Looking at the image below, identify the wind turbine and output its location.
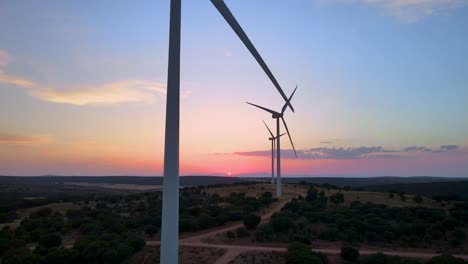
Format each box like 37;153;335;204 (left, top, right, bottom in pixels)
262;120;285;184
161;1;293;263
247;86;298;197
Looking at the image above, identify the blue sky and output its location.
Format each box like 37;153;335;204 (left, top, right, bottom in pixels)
1;0;467;176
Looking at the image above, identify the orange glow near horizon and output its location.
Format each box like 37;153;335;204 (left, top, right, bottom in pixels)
1;134;467;176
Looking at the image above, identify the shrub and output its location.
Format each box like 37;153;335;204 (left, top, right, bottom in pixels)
271;215;294;232
306;188;318;202
362;252;422;264
413;195;423;203
428;254;467;264
39;233;62;248
329;193;344;205
341;245;360;262
243;214;261;229
145;225;158;236
30;208;53;219
236;227;249;238
292;234;311;245
2;248;41;264
226;231;235;239
255;224;273;242
43;248;78;264
286;242;327;264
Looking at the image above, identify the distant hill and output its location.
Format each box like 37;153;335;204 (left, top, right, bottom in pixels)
0;175;465;187
280;176;466;187
0;175;249;186
362;180;468;200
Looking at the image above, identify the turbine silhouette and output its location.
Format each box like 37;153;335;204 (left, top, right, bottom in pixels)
160;1;293;263
262;120;285;184
247;86;298;197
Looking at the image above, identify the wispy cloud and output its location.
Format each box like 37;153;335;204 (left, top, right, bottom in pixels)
228;144;461;160
0;50;172;106
31;80;166;106
0;71;35;88
403;145;460;153
0;50;35;87
441;145;459;151
332;0;468;21
0;132;53;147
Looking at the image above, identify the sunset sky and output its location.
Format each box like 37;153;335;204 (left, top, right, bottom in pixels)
1;0;467;177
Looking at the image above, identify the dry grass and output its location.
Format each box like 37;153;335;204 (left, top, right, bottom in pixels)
65;182;162;191
204;183;307;200
323;189;444;208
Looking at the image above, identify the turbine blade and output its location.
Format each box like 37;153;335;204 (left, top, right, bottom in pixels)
281;85;298;114
246;102;279;116
210;0;294;112
281;117;297;158
262;120;274;138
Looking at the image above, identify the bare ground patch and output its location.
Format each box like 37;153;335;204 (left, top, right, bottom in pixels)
131;245;226;264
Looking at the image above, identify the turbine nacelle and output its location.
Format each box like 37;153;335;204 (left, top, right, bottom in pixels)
249;87;299;158
272;113;282;119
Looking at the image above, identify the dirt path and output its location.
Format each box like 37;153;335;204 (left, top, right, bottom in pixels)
143;241;468;262
145;188;468;263
179;198;292;263
181;198;290;244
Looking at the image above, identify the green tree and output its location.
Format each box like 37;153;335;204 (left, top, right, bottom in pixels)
306;188;318;202
329;193;344;205
243;214;261;229
255;224;273;242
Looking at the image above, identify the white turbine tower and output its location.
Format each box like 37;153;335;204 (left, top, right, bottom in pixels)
262;120;285;184
247;86;298;197
160;1;293;263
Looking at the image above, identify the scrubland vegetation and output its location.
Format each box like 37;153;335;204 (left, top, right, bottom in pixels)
0;180;467;263
0;182;276;263
251;185;467;252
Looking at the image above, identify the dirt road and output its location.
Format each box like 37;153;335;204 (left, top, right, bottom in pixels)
145;240;468;263
146;188;468;263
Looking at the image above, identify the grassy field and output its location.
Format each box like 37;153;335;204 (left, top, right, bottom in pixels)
323;189;445;208
65;182;162;191
204;183;308;200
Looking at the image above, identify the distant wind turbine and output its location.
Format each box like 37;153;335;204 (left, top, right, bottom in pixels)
262;120;285;184
247;86;298;197
160;1;294;263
